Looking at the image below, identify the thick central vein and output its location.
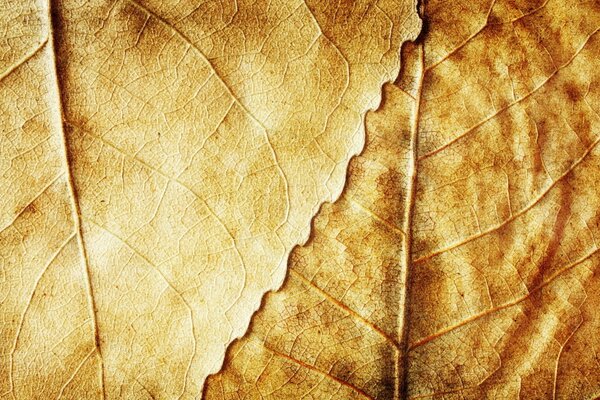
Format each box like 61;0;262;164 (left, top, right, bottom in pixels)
46;1;106;398
396;42;425;400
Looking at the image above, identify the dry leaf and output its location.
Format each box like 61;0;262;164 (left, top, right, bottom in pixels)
204;82;412;400
206;0;600;399
0;0;419;399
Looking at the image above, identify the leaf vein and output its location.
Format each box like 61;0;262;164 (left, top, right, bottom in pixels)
414;134;600;264
410;245;600;350
419;27;600;160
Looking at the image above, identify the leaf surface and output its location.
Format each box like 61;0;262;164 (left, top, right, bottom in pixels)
206;0;600;399
0;0;420;398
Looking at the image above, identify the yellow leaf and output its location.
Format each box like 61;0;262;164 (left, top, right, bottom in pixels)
0;0;420;398
206;0;600;399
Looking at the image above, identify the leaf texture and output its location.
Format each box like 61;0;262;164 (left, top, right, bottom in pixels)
204;82;413;400
205;0;600;399
0;0;420;399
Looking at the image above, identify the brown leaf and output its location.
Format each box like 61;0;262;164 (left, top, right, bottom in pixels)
205;0;600;399
0;0;419;399
204;82;412;399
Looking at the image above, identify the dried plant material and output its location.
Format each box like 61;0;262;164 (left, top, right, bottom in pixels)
0;0;419;399
206;0;600;399
3;0;600;398
204;82;412;399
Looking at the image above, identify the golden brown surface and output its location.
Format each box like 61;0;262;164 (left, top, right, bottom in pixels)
0;0;419;398
205;0;600;399
2;0;600;398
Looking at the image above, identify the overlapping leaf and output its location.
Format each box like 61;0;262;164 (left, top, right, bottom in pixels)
206;0;600;398
0;0;419;398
